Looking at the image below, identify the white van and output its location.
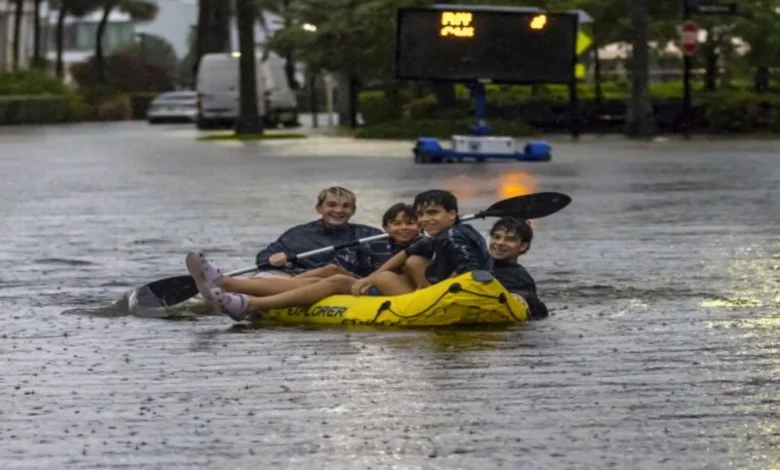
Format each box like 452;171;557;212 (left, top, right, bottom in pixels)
261;52;299;127
195;52;298;129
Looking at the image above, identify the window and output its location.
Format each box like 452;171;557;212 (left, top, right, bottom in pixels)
76;24;97;50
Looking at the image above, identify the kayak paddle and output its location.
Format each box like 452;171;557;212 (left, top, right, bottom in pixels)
138;191;571;308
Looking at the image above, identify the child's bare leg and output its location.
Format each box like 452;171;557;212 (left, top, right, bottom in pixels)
370;271;416;296
403;255;431;289
246;274;357;310
295;264;352;279
219;276;322;296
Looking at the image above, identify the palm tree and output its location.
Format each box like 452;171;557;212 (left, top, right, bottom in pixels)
193;0;230;76
12;0;23;70
625;0;655;137
235;0;263;134
94;0;158;84
32;0;43;68
51;0;100;78
254;0;299;89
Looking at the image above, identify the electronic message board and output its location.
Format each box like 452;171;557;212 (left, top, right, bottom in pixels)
395;6;579;84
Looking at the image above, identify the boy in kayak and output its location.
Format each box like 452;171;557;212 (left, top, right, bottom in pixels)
350;189;492;296
186;203;421;317
487;217;549;320
207;190;492;321
254;186;383;277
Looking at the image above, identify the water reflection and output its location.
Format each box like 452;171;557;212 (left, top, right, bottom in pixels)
443;170;538;204
497;171;538;200
701;238;780;466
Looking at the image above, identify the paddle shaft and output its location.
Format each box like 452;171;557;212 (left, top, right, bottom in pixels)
222;212;482;278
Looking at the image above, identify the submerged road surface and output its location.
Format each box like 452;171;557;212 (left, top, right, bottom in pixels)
1;122;779;469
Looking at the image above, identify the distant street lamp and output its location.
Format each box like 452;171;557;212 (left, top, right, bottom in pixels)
301;23;319;126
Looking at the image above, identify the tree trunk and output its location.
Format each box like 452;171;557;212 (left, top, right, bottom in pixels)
625;0;655;138
194;0;211;76
280;0;297;89
284;49;298;90
95;5;113;84
32;0;42;67
705;51;717;91
754;66;769;93
593;39;603;105
194;0;230;76
212;0;230;52
13;0;23;70
336;72;359;127
55;8;66;78
234;0;263;134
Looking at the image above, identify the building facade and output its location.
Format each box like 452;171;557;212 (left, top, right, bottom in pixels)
0;0;36;71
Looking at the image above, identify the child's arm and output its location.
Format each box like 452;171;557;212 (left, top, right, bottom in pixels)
445;230;486;275
350;250;409;294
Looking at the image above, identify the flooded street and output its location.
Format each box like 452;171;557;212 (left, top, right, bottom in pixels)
1;122;778;469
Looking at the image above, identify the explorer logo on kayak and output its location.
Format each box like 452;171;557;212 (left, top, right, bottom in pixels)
285;306;348;317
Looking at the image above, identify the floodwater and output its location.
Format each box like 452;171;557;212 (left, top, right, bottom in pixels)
1;123;779;469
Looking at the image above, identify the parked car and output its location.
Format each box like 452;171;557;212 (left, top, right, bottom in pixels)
147;91;199;124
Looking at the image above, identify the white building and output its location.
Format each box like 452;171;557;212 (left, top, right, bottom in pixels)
40;5;139;83
0;0;36;71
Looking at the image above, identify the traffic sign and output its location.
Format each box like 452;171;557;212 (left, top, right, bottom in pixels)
680;20;700;56
576;30;592;56
686;0;738;15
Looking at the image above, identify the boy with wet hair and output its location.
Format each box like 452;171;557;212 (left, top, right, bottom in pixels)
488;217;548;320
196;203;422;320
252;186;383;277
350;189;492;296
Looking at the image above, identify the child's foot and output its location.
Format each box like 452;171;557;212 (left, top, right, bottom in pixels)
211;288;250;322
185;252;223;301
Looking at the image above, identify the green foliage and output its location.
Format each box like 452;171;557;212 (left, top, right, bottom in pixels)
0;70;71;95
118;33;179;71
355;119;536;139
358;90;403;125
70;52;175;92
698;90;780;133
403;94;438;120
0;94;91;124
265;0;430;80
113;0;158;21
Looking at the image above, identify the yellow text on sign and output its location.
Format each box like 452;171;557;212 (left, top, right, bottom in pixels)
440;11;474;38
529;14;548;30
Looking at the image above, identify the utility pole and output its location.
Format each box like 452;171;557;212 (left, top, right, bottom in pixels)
234;0;264;134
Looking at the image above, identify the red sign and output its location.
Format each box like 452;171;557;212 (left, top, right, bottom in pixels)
680;20;700;56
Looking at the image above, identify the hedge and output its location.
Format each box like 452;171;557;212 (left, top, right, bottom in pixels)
0;69;71;96
0;94;90;125
355;118;536;140
359;87;780;134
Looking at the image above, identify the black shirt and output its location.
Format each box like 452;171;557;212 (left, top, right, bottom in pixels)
491;259;537;295
333;236;422;278
255;220;383;275
491;260;548;320
405;223;492;284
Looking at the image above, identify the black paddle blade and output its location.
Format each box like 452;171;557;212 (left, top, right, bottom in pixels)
479;192;571;220
144;275;200;307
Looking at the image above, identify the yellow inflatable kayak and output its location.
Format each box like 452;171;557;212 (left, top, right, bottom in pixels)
253;270;529;327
